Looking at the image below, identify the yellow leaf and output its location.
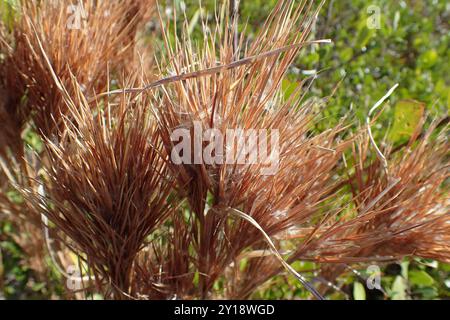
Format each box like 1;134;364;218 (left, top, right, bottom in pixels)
388;99;425;143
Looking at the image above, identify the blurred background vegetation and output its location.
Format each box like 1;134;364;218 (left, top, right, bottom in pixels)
0;0;449;299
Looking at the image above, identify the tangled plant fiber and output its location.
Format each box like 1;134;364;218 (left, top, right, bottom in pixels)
0;0;448;299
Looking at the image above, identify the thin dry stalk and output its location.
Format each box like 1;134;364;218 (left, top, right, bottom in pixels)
0;0;155;138
151;0;351;299
22;76;175;298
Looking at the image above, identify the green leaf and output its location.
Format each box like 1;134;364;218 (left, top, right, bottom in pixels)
388;99;424;143
391;276;407;300
239;258;248;272
356;26;374;49
281;79;300;100
409;270;435;287
418;49;438;69
188;8;204;36
32;282;46;292
393;11;400;30
445;280;450;289
193;271;199;286
447;90;450;112
401;261;409;280
23;129;44;153
440;263;450;272
0;0;18;31
353;282;366;300
414;287;438;299
92;293;104;300
339;47;354;62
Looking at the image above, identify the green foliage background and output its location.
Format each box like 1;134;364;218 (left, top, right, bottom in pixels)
0;0;449;299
